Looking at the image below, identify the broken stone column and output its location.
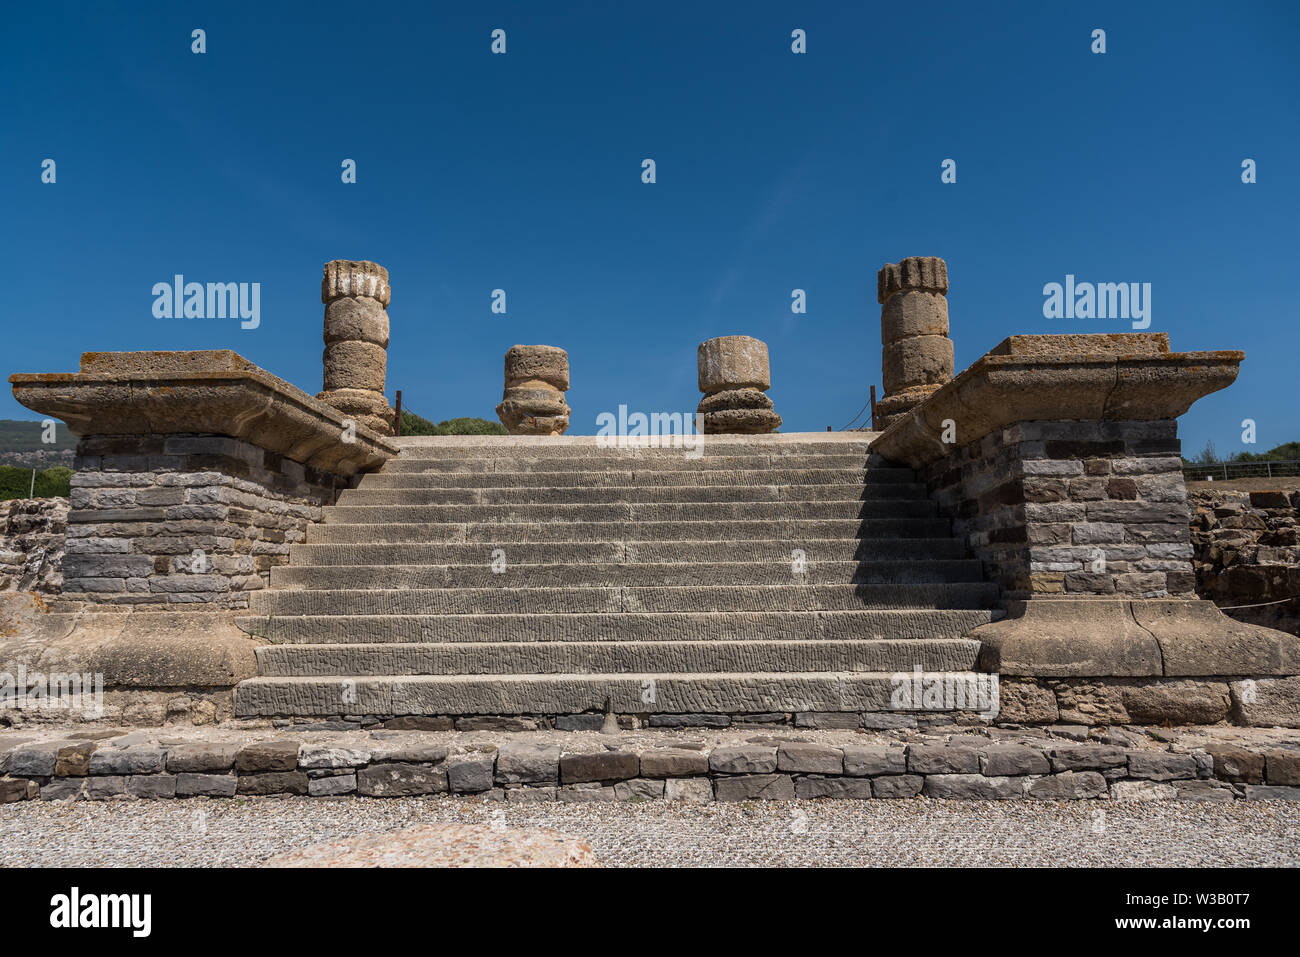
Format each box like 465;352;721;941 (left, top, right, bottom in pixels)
875;256;954;430
697;336;781;434
317;260;394;436
496;345;570;435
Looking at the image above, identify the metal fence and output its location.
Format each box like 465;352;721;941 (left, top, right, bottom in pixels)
1183;460;1300;482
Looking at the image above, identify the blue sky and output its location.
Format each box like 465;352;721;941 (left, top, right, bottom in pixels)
2;1;1297;455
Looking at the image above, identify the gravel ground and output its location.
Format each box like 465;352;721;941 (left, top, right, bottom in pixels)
3;796;1297;867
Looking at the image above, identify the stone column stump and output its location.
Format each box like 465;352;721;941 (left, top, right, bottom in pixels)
496;345;571;435
317;260;394;436
875;256;954;430
696;335;781;434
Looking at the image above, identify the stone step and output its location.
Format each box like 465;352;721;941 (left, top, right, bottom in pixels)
321;500;938;524
381;453;875;473
358;467;898;489
253;638;982;676
337;483;926;506
233;670;978;717
247;582;1000;616
305;518;956;543
236;609;999;644
392;441;872;460
288;538;973;566
269;560;986;590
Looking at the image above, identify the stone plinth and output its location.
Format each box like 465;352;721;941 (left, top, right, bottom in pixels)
869;332;1300;684
875;257;954;429
317;260;394;436
10;350;399;607
696;336;781;434
11;350;398;477
496;345;570;435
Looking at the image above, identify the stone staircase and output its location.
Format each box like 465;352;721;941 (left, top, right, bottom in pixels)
233;435;1001;719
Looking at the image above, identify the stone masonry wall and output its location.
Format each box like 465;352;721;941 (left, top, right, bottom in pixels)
0;498;67;594
1190;486;1300;637
922;420;1195;600
64;434;351;609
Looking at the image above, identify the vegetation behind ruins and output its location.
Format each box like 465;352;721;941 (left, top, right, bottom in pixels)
0;465;72;501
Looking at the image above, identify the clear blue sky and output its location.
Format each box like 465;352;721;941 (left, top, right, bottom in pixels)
3;1;1297;455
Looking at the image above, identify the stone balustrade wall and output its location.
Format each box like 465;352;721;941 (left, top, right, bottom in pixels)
62;434;349;609
923;420;1196;600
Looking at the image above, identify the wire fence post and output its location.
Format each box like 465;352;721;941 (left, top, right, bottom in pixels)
394;390;402;437
30;468;36;498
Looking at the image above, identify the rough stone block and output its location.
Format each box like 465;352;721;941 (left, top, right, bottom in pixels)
494;742;561;786
308;773;357;796
842;746;908;777
869;774;924;798
356;763;448;797
639;748;710;778
980;746;1050;777
237;771;309;795
1126;752;1198;782
663;777;714;803
559;751;639;784
714;774;796;801
176;773;237;797
923;774;1023;800
709;746;778;774
776;743;844;774
795;776;874;799
1025;771;1107;800
167;743;240;773
235;740;300;772
447;753;497;793
907;745;981;775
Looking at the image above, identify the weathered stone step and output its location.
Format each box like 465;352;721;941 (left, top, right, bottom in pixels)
381;453;874;473
305;518;956;544
253;638;981;676
393;441;872;460
321;500;938;524
236;609;999;644
337;483;926;506
233;670;975;717
359;467;901;489
269;560;986;590
288;538;973;566
247;582;1000;616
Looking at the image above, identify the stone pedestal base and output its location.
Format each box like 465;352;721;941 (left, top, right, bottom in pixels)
973;598;1300;678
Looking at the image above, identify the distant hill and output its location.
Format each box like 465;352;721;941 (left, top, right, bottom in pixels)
0;419;77;453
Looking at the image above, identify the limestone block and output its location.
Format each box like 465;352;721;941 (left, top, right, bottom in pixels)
321;260;390;307
323;297;389;348
504;345;569;391
697;336;771;392
877;256;949;303
881;290;949;344
697;388;774;414
323;340;387;392
700;408;782;435
882;335;954;394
